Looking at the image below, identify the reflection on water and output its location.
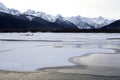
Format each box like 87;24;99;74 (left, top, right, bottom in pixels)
0;33;120;71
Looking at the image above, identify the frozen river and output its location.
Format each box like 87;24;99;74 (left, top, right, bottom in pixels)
0;33;120;71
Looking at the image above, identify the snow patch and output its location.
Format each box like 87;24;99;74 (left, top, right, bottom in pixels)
26;15;34;21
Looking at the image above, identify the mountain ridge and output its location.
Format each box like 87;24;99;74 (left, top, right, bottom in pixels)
0;2;119;32
102;20;120;29
0;2;115;29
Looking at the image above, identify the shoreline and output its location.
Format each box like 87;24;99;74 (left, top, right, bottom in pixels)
0;66;120;80
38;65;120;76
0;64;120;76
0;52;120;77
68;52;120;76
69;53;120;67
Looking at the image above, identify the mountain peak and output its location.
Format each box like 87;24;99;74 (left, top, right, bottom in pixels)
0;2;21;15
0;2;9;13
24;9;36;15
0;2;7;9
98;16;104;19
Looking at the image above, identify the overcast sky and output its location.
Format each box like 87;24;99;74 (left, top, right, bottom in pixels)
0;0;119;19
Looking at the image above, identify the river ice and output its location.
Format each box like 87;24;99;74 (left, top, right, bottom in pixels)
0;33;119;71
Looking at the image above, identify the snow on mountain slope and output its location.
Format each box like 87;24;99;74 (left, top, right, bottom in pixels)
81;16;114;28
0;2;9;13
0;2;21;15
36;12;56;22
24;10;113;29
67;16;94;29
0;2;115;29
102;20;120;29
26;16;34;21
68;16;115;29
23;9;36;15
24;9;56;22
8;9;21;16
23;9;114;29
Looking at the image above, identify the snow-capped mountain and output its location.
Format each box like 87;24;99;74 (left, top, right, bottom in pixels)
67;16;94;29
23;9;56;22
0;2;9;13
23;10;114;29
82;16;114;28
0;2;116;30
0;2;78;32
102;20;120;29
67;16;115;29
9;9;21;16
0;2;21;15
